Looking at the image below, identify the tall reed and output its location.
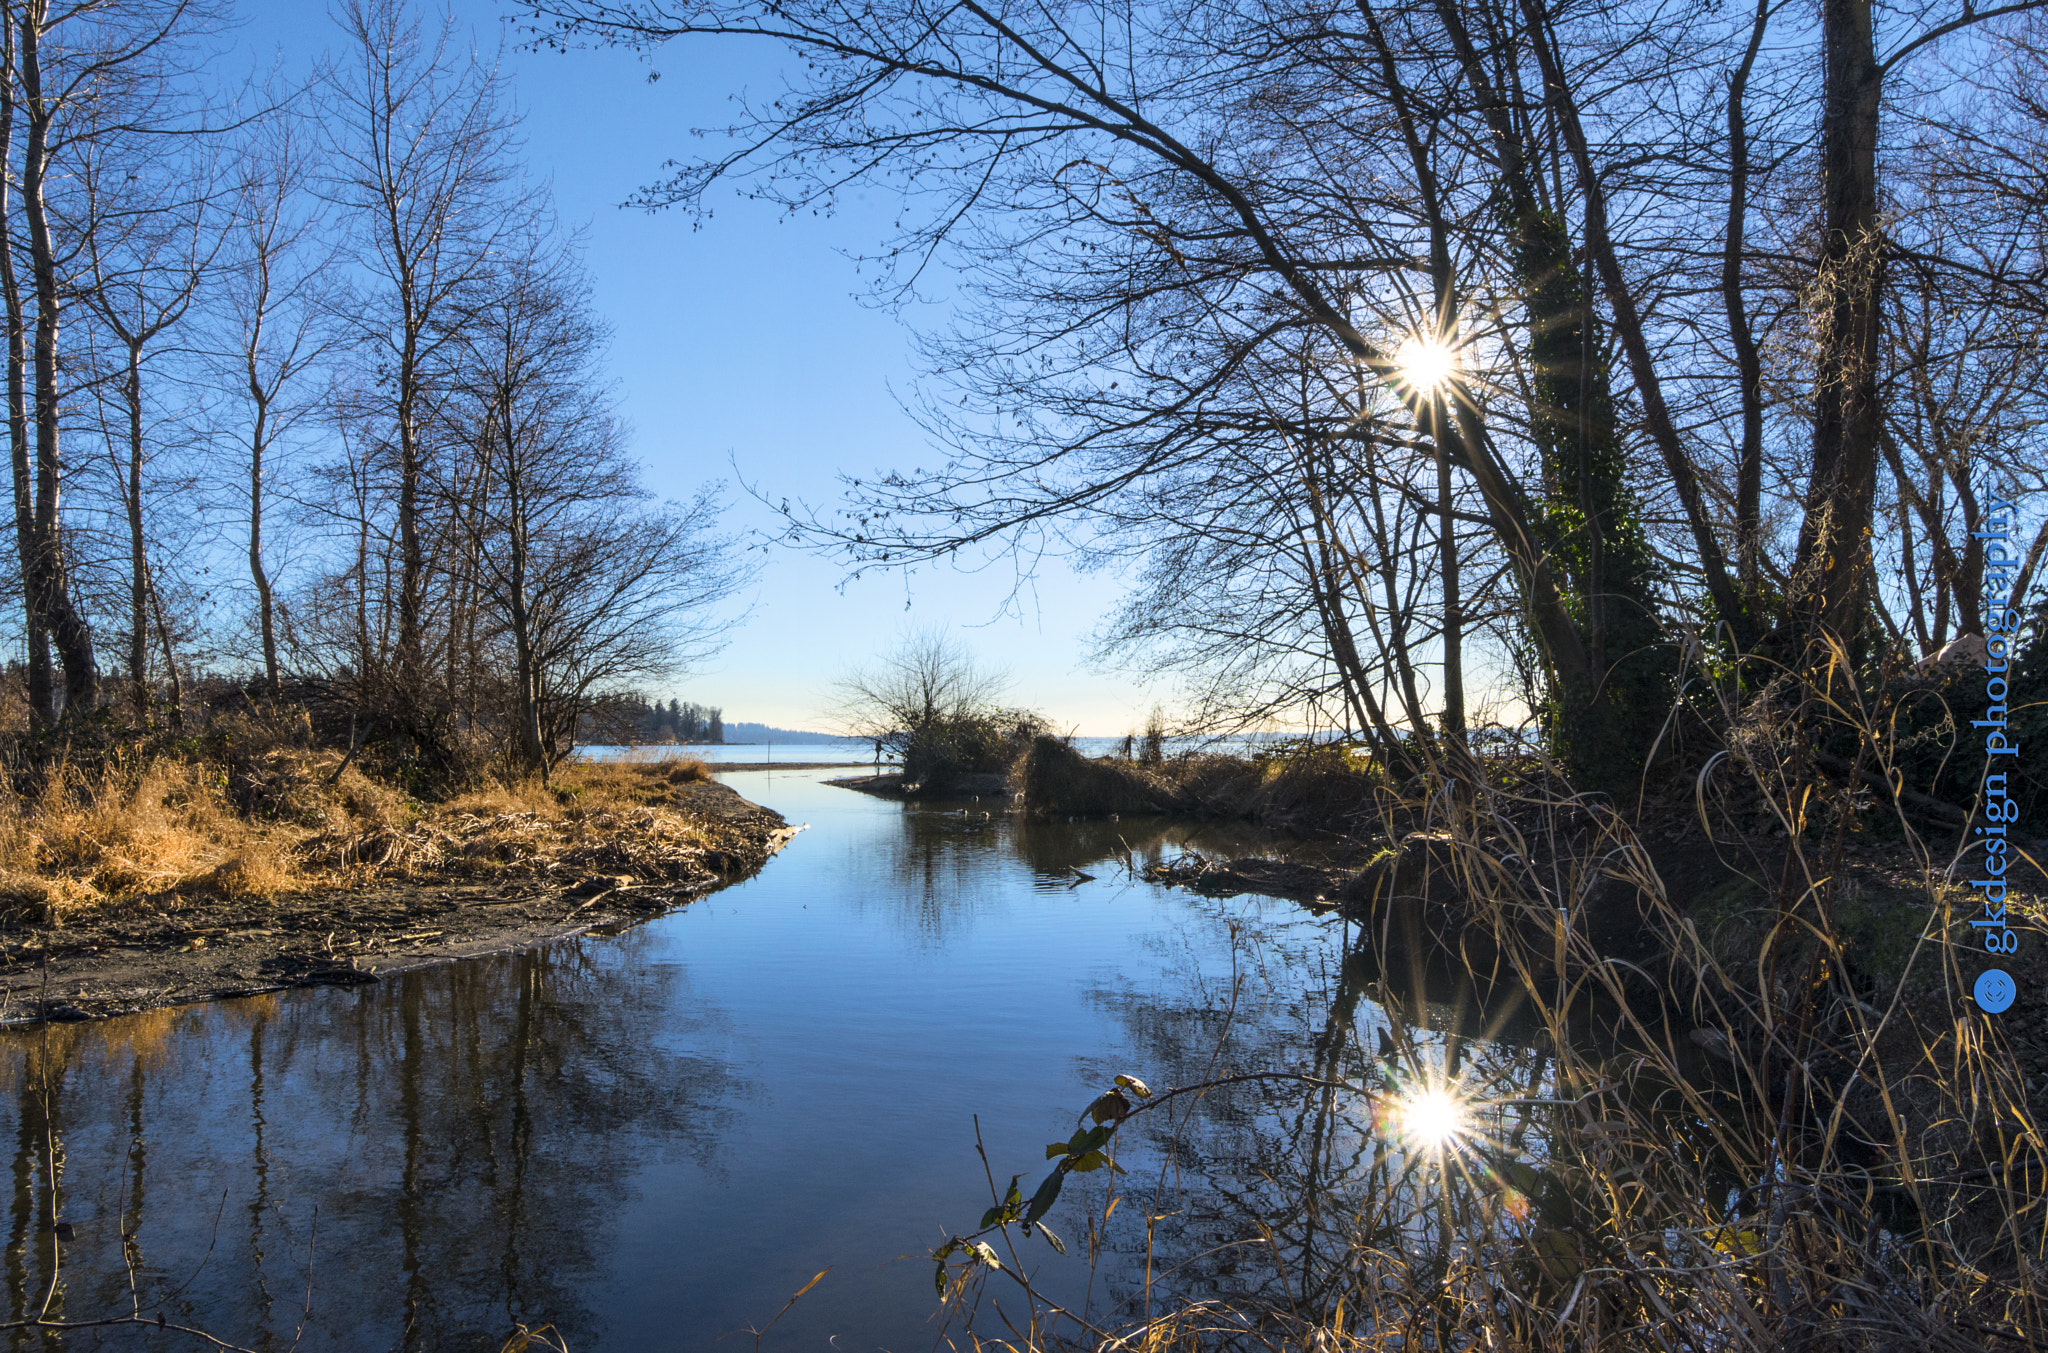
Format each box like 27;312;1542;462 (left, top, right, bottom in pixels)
935;642;2044;1351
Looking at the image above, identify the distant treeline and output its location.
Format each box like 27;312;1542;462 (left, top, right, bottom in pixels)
723;722;851;745
587;699;725;744
638;700;729;745
569;704;854;746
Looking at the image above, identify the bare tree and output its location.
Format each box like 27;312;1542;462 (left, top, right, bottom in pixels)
829;628;1038;782
322;0;526;697
525;0;2048;789
0;0;232;725
220;96;336;692
438;232;748;779
80;131;227;721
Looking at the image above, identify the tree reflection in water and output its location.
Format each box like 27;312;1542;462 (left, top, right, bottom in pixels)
854;793;1328;946
836;790;1565;1339
0;783;1568;1351
0;932;746;1351
1058;900;1562;1335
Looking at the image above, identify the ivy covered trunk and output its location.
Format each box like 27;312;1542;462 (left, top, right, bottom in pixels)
1512;207;1670;792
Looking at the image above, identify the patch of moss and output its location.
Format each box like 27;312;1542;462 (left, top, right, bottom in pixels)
1830;883;1933;994
1686;876;1767;967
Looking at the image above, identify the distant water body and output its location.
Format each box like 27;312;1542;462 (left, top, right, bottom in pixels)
585;735;1294;766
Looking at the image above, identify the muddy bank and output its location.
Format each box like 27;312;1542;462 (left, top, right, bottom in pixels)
1149;829;2048;1092
828;770;1012;799
0;779;797;1024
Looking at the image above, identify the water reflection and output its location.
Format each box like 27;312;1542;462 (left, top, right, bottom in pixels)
858;795;1329;943
1063;905;1564;1332
0;773;1562;1350
0;934;745;1350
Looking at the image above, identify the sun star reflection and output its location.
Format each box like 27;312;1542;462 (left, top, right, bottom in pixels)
1397;1083;1471;1151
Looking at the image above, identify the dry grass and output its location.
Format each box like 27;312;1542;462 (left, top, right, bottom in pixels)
0;747;727;927
0;758;299;920
1022;738;1397;837
940;647;2047;1351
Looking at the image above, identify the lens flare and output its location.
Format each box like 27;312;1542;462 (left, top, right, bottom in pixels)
1397;1084;1469;1150
1395;335;1458;394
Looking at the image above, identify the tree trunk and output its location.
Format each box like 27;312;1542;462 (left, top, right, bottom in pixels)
1726;0;1770;595
20;6;96;716
354;475;374;677
395;309;425;693
1792;0;1883;649
503;437;546;781
1294;441;1407;763
1428;0;1670;786
1515;0;1750;649
0;14;48;726
124;338;150;717
147;566;182;730
246;317;280;691
1435;410;1465;745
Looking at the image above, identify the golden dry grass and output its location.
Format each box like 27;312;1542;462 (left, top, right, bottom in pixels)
939;649;2047;1352
0;751;726;926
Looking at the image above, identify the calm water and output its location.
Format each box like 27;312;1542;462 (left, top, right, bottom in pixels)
588;743;888;765
0;770;1546;1351
583;735;1288;766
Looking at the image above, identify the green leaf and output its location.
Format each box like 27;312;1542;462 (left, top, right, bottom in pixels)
1071;1149;1109;1173
1114;1074;1153;1098
1036;1221;1067;1255
1004;1175;1023;1208
935;1261;948;1297
980;1206;1005;1229
1047;1142;1070;1160
1078;1125;1113;1153
1025;1168;1065;1223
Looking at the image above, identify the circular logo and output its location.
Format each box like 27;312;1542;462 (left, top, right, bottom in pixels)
1974;968;2017;1014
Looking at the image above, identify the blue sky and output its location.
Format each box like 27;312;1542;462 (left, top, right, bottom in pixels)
237;2;1157;735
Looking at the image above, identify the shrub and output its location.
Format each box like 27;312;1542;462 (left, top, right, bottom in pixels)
904;708;1048;784
1016;735;1175;816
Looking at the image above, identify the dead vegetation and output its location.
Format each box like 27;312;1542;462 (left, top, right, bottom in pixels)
937;652;2047;1351
0;710;731;930
1019;736;1399;835
1016;735;1178;816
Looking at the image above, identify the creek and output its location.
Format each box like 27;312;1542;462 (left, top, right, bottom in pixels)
0;768;1553;1351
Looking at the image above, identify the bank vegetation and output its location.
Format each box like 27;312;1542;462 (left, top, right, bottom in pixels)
527;0;2048;1340
0;0;745;793
0;0;763;1013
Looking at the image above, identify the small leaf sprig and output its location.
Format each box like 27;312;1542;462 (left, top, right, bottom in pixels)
931;1075;1152;1299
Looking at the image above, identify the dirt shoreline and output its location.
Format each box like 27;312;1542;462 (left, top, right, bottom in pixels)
0;778;799;1025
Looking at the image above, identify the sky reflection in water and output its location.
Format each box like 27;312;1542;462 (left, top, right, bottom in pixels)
0;769;1552;1351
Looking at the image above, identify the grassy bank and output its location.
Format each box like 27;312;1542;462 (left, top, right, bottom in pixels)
0;707;795;1021
923;727;2048;1350
0;738;757;929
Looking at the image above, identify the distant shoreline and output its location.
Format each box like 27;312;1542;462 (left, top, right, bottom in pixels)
605;741;867;749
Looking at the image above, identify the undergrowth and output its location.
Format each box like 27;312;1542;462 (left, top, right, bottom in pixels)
931;640;2047;1350
0;707;720;927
